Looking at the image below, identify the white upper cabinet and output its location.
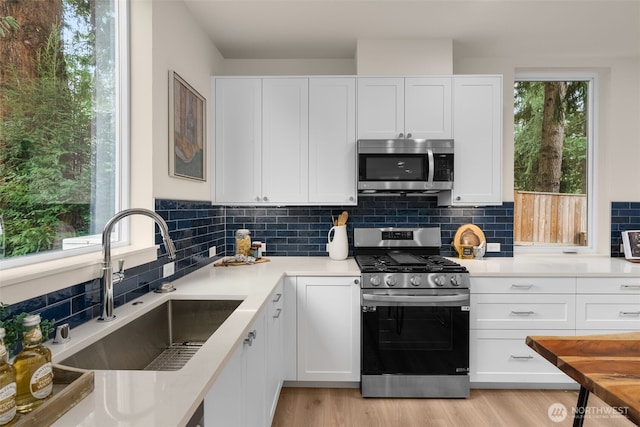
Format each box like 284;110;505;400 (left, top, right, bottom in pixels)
262;78;309;204
357;77;452;140
213;77;308;205
213;78;262;204
308;77;357;205
439;75;503;206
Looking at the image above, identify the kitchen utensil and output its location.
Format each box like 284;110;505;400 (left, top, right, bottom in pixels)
337;211;349;226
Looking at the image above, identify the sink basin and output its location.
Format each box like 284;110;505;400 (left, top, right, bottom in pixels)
60;299;242;371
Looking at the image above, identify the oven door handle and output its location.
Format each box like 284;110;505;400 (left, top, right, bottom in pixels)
362;293;469;304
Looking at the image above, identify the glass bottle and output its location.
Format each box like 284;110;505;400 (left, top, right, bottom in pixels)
0;328;16;425
14;315;53;413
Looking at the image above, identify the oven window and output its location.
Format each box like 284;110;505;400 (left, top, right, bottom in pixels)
359;154;426;181
362;306;469;375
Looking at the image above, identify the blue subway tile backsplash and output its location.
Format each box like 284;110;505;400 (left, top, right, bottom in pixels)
3;197;638;338
610;201;640;257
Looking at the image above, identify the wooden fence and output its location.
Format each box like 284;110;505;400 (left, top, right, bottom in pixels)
514;190;587;245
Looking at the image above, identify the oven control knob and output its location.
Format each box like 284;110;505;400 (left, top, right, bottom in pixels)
410;276;422;287
434;275;446;287
450;275;460;286
369;276;382;287
385;276;398;287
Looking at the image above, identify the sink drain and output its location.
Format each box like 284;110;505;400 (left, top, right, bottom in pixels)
144;342;205;371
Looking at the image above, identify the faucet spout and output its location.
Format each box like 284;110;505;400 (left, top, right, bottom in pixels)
99;208;177;321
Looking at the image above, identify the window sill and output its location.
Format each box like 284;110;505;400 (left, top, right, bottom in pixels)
0;245;158;305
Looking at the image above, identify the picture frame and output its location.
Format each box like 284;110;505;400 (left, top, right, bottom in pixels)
621;230;640;261
169;70;206;181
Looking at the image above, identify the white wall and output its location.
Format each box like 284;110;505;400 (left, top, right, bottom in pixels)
148;0;224;202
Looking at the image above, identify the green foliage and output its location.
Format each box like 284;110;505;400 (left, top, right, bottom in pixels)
514;81;588;194
0;305;55;359
0;25;92;257
0;16;19;37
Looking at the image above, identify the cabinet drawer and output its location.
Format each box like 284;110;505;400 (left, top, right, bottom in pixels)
470;329;574;384
577;277;640;294
472;277;576;294
471;294;575;329
576;294;640;330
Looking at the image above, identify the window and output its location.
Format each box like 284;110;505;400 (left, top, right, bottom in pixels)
0;0;127;267
513;73;597;253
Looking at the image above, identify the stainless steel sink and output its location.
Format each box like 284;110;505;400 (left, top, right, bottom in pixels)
60;299;242;371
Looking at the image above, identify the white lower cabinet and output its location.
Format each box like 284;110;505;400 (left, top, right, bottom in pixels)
470;329;575;385
470;276;576;387
576;277;640;332
205;283;284;427
296;276;360;382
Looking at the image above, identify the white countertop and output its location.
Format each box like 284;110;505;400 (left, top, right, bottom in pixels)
50;257;360;427
48;255;640;426
457;255;640;277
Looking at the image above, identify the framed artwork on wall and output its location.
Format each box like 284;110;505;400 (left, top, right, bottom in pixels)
622;230;640;261
169;70;206;181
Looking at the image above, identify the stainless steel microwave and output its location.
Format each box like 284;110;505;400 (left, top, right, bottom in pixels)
357;139;454;194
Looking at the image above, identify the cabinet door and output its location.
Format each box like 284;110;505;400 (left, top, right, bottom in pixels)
262;78;309;204
204;342;243;427
282;276;297;381
296;276;360;382
309;77;357;205
440;76;502;206
244;310;267;427
265;283;284;424
576;294;640;330
404;77;452;139
213;78;262;204
357;77;404;139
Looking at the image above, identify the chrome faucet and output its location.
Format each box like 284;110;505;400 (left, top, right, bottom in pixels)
99;208;177;321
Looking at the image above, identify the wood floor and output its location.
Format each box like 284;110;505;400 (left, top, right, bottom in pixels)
272;387;635;427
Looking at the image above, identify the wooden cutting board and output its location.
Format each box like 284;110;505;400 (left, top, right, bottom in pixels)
214;257;270;267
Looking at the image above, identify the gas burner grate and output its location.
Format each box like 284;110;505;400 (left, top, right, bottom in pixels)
144;342;204;371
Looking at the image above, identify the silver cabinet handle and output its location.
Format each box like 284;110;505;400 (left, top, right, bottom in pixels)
272;293;282;303
621;284;640;289
510;311;535;316
406;133;412;138
510;355;534;360
619;311;640;316
511;284;533;289
348;196;354;202
398;132;404;138
273;308;282;319
263;196;269;202
244;329;257;346
354;279;360;285
255;196;261;202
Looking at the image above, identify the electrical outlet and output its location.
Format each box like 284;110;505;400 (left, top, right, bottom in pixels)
261;243;267;254
163;261;175;278
209;246;217;257
486;243;501;252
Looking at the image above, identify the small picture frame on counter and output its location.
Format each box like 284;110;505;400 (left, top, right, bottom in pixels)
621;230;640;261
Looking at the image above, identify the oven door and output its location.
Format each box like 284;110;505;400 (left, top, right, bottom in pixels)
361;288;470;397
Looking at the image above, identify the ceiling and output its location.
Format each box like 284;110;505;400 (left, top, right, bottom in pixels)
182;0;640;60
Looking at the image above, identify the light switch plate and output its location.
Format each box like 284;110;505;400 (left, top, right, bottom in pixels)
163;262;175;278
209;246;216;257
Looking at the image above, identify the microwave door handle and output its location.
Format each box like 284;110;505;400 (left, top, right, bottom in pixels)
427;149;435;184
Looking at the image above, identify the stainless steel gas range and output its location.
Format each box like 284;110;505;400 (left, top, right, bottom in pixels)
354;227;470;398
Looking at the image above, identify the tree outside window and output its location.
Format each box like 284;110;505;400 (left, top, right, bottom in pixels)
0;0;120;262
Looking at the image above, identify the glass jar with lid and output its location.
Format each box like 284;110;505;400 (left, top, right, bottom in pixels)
235;229;252;256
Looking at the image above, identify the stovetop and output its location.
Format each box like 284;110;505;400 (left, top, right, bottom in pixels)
355;253;468;274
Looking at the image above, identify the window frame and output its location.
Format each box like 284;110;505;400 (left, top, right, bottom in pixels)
513;72;598;255
0;0;162;305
